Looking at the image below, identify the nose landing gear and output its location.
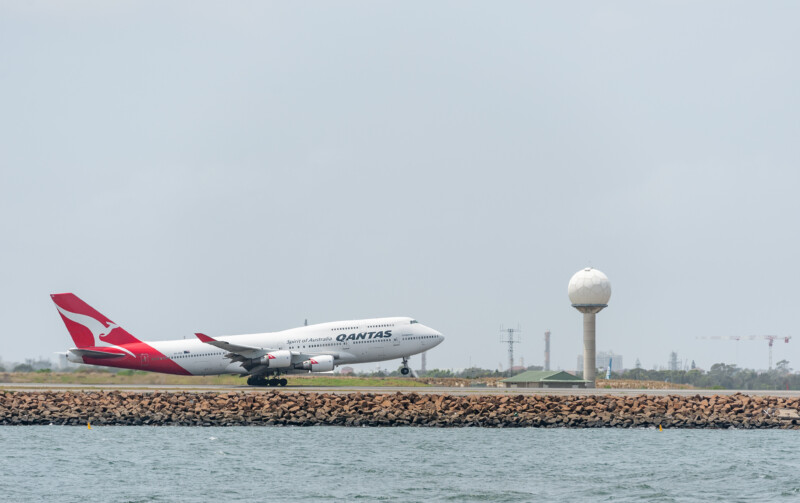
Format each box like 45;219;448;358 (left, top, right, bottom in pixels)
400;357;410;375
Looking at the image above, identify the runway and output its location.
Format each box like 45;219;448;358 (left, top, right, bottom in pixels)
3;383;800;397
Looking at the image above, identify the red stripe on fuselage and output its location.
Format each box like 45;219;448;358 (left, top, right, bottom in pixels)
81;342;192;376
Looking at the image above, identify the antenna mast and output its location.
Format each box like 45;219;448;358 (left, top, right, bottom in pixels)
499;324;522;374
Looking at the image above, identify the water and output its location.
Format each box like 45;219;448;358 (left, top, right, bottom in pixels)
1;427;798;502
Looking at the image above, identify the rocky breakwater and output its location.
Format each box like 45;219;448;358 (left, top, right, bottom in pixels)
0;391;798;428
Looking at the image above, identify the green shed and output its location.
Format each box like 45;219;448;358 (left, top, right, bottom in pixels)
500;370;588;389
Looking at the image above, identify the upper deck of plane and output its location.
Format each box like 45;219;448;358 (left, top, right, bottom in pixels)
223;317;425;339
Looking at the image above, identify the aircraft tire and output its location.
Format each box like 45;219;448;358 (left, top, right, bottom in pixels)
247;375;268;386
401;367;410;375
279;378;288;387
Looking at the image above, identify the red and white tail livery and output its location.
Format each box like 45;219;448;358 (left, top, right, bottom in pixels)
52;293;444;386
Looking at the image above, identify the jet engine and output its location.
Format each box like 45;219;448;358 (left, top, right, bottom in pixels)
298;354;334;372
258;350;292;368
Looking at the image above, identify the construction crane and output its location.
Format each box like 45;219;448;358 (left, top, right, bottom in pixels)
697;335;792;370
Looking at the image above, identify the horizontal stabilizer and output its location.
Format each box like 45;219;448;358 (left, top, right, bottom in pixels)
68;348;126;359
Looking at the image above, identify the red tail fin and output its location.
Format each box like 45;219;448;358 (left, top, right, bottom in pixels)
51;293;141;348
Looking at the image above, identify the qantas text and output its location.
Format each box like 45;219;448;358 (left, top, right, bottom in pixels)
336;330;393;342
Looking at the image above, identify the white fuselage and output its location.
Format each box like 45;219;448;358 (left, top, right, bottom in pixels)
143;316;444;375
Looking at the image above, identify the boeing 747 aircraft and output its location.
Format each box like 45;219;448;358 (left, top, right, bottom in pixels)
52;293;444;386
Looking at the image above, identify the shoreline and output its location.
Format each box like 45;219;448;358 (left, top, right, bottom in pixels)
2;390;799;428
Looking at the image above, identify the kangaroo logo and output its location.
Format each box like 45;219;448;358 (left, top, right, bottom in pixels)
55;305;137;358
56;305;119;343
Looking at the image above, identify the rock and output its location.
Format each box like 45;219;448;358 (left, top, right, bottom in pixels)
0;390;794;429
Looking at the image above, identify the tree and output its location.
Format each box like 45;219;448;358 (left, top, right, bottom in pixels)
691;360;696;370
458;367;501;379
620;362;800;390
775;360;792;374
635;358;641;369
420;369;454;378
13;363;34;372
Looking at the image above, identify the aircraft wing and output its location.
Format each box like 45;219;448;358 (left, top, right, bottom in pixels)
195;333;342;369
194;333;273;359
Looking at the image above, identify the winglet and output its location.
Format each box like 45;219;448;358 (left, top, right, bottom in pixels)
195;332;215;343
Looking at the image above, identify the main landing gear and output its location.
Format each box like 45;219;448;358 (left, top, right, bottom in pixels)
400;357;410;375
246;375;288;387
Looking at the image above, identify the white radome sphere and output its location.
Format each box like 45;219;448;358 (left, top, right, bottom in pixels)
568;267;612;305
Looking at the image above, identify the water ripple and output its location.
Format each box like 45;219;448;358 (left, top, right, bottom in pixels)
0;427;799;502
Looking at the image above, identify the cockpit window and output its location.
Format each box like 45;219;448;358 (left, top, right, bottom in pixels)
410;319;418;324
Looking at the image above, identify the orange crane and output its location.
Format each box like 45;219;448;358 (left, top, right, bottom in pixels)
697;335;792;370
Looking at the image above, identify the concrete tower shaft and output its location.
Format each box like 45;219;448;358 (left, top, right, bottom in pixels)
573;304;606;387
544;330;551;371
581;311;597;385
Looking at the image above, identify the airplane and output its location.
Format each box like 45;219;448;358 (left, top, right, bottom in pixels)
52;293;445;386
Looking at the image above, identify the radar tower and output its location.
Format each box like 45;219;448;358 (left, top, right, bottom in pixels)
568;267;612;389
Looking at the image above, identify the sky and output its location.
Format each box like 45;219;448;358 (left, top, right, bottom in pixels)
1;1;799;373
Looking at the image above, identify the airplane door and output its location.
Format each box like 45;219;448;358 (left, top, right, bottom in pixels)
140;353;149;367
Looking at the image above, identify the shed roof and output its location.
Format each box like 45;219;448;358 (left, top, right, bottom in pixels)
501;370;588;383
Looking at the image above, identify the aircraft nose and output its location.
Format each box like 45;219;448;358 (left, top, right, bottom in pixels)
421;324;444;345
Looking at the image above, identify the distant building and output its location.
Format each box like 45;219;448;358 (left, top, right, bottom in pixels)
668;351;679;371
500;370;588;389
338;366;354;376
577;350;623;373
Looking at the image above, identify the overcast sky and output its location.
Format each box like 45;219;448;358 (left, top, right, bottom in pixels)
1;1;799;373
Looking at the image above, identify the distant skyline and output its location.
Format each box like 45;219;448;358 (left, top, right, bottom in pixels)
2;1;799;374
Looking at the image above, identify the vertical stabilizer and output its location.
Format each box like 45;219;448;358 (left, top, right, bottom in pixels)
51;293;141;348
